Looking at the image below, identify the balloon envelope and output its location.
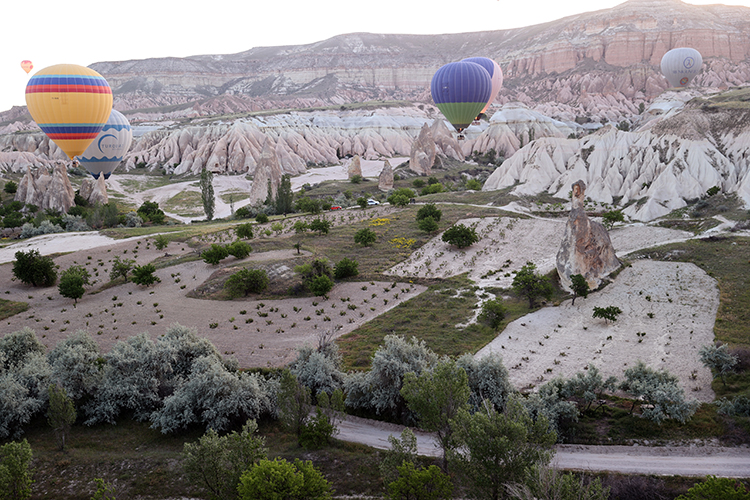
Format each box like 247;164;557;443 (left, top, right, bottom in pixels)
21;60;33;74
25;64;113;159
431;61;492;133
660;48;702;88
461;57;503;115
77;109;132;179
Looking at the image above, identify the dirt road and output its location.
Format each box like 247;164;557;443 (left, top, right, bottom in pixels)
337;414;750;478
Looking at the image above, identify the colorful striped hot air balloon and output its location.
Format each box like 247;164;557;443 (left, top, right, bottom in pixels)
25;64;113;159
660;48;702;88
461;57;503;118
20;60;33;74
77;109;132;179
431;61;492;138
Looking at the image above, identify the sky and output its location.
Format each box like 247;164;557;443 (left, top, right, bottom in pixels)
3;0;750;113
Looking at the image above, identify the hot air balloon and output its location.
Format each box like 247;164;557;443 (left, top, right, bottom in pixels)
461;57;503;118
431;61;492;139
77;109;132;179
660;48;702;88
20;60;33;74
25;64;113;159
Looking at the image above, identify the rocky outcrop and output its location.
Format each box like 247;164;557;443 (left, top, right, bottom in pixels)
379;160;394;191
79;175;109;206
409;120;464;176
248;140;283;205
347;155;362;179
557;180;621;291
15;163;75;213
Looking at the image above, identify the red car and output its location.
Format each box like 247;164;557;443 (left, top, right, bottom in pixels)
330;206;342;210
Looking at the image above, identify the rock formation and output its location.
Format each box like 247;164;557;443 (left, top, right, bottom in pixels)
15;163;75;213
379;160;394;191
248;140;283;205
79;175;109;206
347;155;362;179
409;124;436;176
556;180;621;291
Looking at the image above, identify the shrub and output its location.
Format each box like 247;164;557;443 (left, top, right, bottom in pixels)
234;206;252;219
109;256;135;281
456;353;513;412
58;265;91;304
48;330;102;402
478;298;506;331
130;263;161;286
699;344;738;386
293;220;310;233
3;180;18;194
420;183;443;196
12;249;57;287
294;197;321;215
619;361;698;424
676;475;750;500
237;458;331;500
388;188;416;207
387;461;453;500
289;345;345;398
202;244;230;265
0;439;33;500
153;234;169;250
441;223;478;249
137;201;165;224
465;178;482;190
334;257;359;279
592;306;622;324
124;211;143;227
354;228;377;247
417;216;439;233
255;213;269;224
20;220;64;239
416;203;442;222
299;408;335;449
309;219;331;235
512;262;553;308
309;275;334;296
225;269;269;297
236;222;253;239
226;240;252;259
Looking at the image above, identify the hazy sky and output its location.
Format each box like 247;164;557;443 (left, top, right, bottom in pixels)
3;0;749;113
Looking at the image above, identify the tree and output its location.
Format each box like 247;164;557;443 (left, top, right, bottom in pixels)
387;461;453;500
592;306;622;324
569;274;590;305
293;220;309;234
450;395;557;500
200;166;216;221
130;263;161;286
441;224;478;249
699;344;738;386
309;275;334;297
295;197;321;215
109;256;135;282
236;222;254;240
3;180;18;195
309;218;331;235
225;269;269;297
137;201;165;224
12;249;57;287
90;478;117;500
559;365;618;414
602;210;624;230
202;244;229;265
237;458;331;500
676;475;750;500
380;429;420;486
0;439;33;500
416;204;442;222
226;240;252;259
183;420;268;500
58;265;91;304
275;175;294;215
48;330;102;403
417;217;439;233
619;361;698;424
255;212;269;224
456;353;513;413
357;197;368;209
478;298;506;331
401;360;470;470
354;228;377;247
506;467;610;500
47;384;76;451
388;188;416;207
511;262;553;308
334;257;359;279
277;370;312;438
153;234;170;250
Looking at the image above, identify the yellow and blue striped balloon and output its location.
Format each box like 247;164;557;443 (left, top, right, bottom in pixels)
25;64;113;159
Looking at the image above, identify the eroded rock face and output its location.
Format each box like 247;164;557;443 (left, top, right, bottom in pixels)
16;163;75;213
248;140;283;205
379;160;394;191
557;180;621;291
409;124;436;176
80;175;109;206
347;155;362;179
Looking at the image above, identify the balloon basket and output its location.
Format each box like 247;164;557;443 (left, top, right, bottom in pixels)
457;134;465;141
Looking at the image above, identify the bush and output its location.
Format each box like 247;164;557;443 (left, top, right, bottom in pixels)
237;458;331;500
226;240;252;259
137;201;165;224
592;306;622;324
58;265;91;304
153;234;169;250
334;257;359;279
12;249;57;287
309;219;331;235
225;269;269;297
441;224;478;249
3;180;18;194
416;204;442;222
294;197;321;215
124;211;143;227
619;361;698;424
255;213;269;224
0;439;33;500
420;183;443;196
387;461;453;500
130;263;161;286
456;353;513;413
478;298;506;330
512;262;553;308
299;408;336;449
354;228;377;247
202;244;230;265
465;179;482;190
234;207;252;219
388;188;416;207
20;220;64;239
289;345;345;398
676;475;750;500
109;256;135;282
417;217;439;233
309;275;334;296
236;222;254;239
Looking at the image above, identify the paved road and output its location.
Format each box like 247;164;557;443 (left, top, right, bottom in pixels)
336;414;750;478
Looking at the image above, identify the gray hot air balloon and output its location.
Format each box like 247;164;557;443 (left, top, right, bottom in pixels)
660;47;702;88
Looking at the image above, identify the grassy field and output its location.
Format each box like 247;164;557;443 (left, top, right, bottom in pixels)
0;297;29;320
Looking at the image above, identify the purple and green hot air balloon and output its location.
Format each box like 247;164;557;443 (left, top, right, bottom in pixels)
431;61;492;139
461;57;503;119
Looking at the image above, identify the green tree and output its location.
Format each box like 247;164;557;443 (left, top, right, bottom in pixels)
183;419;267;500
601;210;624;230
592;306;622;324
380;429;420;487
153;234;170;250
442;224;478;249
200;166;216;221
58;265;91;304
137;201;165;224
619;361;698;424
237;458;331;500
451;395;556;500
676;475;750;500
354;228;377;247
506;467;610;500
275;175;294;215
3;180;18;195
12;249;57;287
699;344;738;386
401;360;470;471
357;197;368;209
466;179;482;190
569;274;590;305
255;212;269;224
236;222;254;240
202;244;229;265
309;275;334;296
293;220;310;234
277;370;312;438
90;478;117;500
226;240;252;259
47;384;76;451
295;197;321;215
309;219;331;235
387;461;453;500
334;257;359;279
417;216;439;234
225;269;269;297
478;298;506;331
512;262;553;308
0;439;33;500
299;408;335;449
416;204;442;222
388;188;416;207
130;264;161;286
109;256;135;282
